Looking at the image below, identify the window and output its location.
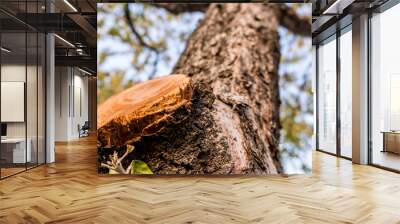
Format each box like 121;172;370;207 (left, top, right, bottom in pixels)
317;36;337;154
339;28;352;158
370;3;400;171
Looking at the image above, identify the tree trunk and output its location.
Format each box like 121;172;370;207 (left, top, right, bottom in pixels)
98;3;283;174
171;3;283;174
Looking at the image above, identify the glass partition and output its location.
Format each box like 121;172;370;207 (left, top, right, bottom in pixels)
0;30;28;177
317;35;337;154
38;32;45;165
0;1;46;179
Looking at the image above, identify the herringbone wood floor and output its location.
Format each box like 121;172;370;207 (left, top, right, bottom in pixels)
0;136;400;224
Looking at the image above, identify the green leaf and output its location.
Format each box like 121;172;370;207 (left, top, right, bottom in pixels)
126;145;135;153
130;160;153;174
108;27;120;36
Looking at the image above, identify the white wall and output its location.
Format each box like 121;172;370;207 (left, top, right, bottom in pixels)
54;67;89;141
1;65;25;139
1;65;38;138
1;64;46;164
55;67;69;141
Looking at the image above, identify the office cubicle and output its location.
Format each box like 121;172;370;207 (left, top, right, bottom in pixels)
0;0;46;179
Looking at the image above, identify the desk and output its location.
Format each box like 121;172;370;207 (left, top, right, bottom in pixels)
1;138;31;163
381;131;400;154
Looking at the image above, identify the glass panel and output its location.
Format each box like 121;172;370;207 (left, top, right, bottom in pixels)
1;31;27;177
38;32;45;165
26;0;40;169
371;4;400;171
0;0;46;178
27;31;38;169
318;36;337;154
340;29;352;158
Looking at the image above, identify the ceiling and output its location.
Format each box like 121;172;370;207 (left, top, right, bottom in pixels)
312;0;390;44
0;0;97;74
1;0;395;72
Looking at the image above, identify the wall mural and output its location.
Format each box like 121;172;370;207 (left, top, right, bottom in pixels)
97;3;312;175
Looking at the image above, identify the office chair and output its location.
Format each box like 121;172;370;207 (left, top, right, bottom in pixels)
79;121;90;138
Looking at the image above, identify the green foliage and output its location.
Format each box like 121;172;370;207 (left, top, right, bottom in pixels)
281;104;313;147
130;160;153;174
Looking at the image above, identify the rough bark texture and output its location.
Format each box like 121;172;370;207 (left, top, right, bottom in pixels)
169;3;283;174
130;82;234;174
99;3;287;174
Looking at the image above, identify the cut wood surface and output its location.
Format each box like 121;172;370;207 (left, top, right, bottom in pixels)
97;74;192;147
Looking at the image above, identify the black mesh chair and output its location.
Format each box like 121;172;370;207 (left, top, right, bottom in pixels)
79;121;90;138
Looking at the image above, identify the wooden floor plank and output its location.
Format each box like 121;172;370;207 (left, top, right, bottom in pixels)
0;136;399;223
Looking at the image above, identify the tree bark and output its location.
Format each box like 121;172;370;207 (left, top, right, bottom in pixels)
170;3;283;174
98;3;284;174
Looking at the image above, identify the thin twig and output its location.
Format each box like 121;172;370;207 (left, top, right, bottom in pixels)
124;4;159;52
124;4;160;78
101;146;135;174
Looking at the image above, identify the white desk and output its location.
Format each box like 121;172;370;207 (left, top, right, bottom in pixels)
1;138;31;163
